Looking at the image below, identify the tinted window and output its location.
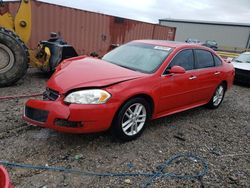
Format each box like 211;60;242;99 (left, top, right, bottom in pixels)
167;49;194;71
195;50;214;68
214;55;222;66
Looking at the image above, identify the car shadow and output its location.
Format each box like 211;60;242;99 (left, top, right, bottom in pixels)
149;106;204;128
233;81;250;88
38;106;207;146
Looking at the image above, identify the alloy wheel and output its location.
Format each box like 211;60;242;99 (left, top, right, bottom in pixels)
121;103;147;136
213;85;224;106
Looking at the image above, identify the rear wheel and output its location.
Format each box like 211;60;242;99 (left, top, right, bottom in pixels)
112;98;151;141
206;84;225;109
0;27;29;87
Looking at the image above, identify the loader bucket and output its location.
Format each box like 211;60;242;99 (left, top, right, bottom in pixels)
0;166;13;188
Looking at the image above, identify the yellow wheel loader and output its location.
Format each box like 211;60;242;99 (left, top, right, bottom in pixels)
0;0;77;87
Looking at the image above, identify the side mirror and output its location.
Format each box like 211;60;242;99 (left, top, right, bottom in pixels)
169;65;186;74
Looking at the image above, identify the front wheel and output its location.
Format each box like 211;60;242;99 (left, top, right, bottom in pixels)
206;84;225;109
111;98;151;141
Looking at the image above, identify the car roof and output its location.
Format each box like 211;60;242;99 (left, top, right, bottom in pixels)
131;39;208;49
187;38;199;41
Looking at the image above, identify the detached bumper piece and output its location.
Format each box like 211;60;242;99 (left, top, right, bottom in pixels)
25;106;49;123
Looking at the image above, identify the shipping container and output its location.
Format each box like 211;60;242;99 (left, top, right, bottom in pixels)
6;0;176;56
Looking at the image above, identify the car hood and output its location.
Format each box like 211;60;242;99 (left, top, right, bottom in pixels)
232;62;250;71
47;57;146;93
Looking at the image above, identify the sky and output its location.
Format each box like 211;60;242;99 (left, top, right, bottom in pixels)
37;0;250;24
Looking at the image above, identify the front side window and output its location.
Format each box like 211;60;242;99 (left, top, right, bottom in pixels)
102;43;172;73
167;49;194;71
195;49;214;69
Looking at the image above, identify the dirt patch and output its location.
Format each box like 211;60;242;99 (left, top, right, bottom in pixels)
0;68;249;187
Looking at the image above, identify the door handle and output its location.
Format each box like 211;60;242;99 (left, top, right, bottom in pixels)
214;71;221;75
189;75;197;80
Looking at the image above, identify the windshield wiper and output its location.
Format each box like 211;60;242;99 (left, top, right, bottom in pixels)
104;59;138;71
117;64;138;71
104;58;143;72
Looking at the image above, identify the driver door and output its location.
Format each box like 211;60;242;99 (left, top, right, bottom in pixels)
157;49;199;114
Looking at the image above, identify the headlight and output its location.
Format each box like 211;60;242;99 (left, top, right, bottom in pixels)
64;89;111;104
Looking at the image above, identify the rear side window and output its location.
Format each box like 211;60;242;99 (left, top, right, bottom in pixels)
167;49;194;71
195;50;214;69
213;55;222;66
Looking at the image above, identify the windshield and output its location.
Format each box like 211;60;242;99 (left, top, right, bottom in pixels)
234;53;250;63
102;43;172;73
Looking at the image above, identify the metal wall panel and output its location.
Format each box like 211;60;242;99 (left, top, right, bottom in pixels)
153;25;176;40
7;1;176;56
160;20;249;49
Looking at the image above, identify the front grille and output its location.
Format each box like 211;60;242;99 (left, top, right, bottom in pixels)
25;106;49;123
235;68;250;78
235;68;250;82
43;88;59;101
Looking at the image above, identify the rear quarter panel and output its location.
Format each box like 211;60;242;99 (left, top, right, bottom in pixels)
220;61;235;90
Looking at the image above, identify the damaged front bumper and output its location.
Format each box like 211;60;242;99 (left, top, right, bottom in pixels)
23;99;117;134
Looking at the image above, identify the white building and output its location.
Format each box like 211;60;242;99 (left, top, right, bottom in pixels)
159;19;250;51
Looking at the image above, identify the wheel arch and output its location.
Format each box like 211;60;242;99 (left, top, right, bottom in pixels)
221;80;228;91
111;93;155;125
110;93;155;141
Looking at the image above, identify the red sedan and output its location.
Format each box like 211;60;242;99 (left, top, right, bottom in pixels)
24;40;235;141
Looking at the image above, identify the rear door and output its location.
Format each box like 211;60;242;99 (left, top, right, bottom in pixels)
193;49;222;102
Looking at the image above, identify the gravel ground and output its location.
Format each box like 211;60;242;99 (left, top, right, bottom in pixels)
0;68;249;188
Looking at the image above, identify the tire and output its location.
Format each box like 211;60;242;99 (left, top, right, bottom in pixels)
111;98;151;141
206;83;226;109
0;27;29;87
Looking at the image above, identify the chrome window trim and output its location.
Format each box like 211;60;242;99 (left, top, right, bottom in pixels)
161;48;222;77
